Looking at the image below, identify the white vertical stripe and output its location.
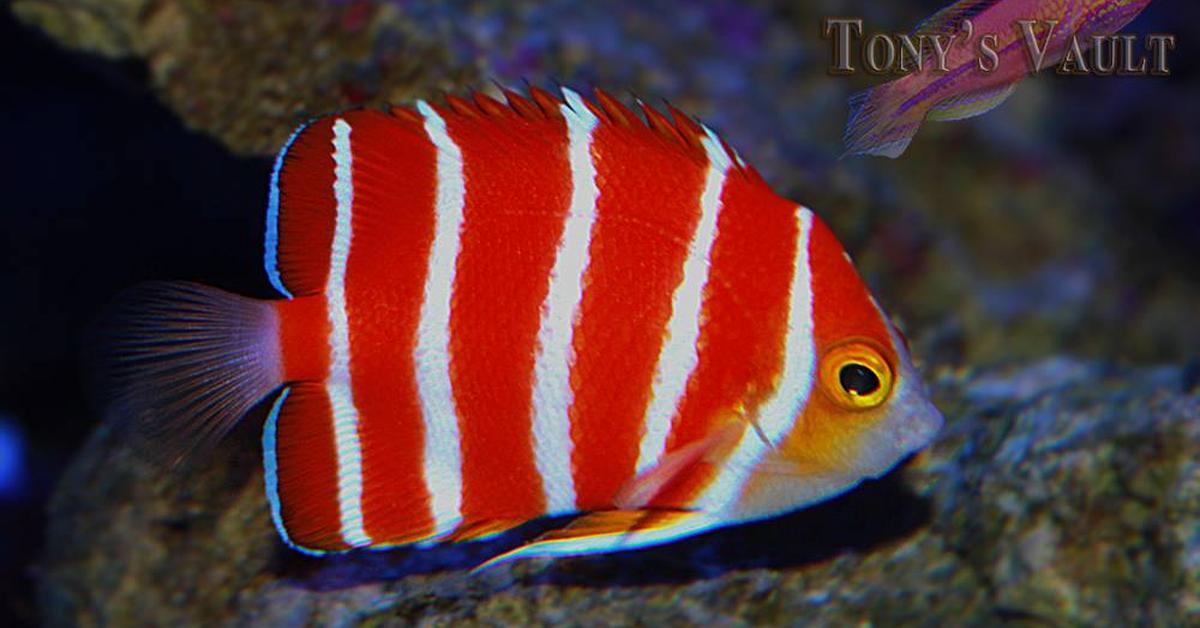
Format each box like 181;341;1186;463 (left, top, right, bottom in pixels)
695;206;815;512
528;88;600;513
635;126;732;475
325;118;372;548
414;102;466;535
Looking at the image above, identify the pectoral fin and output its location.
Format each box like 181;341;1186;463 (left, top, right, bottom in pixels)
474;419;749;570
613;420;744;510
474;510;719;571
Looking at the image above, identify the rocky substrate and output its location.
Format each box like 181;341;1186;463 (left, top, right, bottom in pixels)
39;358;1200;626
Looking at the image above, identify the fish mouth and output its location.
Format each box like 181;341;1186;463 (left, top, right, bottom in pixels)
887;321;944;455
851;325;945;479
849;376;943;480
889;378;944;455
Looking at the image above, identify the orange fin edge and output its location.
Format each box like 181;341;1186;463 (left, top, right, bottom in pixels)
441;519;526;544
473;510;718;572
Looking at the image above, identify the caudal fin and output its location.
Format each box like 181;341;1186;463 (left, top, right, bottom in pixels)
94;281;283;466
842;83;923;159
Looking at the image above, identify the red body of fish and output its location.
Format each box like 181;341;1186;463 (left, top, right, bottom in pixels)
103;87;942;565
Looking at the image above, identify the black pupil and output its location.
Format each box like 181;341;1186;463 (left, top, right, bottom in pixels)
839;363;880;396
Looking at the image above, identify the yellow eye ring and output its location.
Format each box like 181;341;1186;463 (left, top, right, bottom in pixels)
818;340;894;410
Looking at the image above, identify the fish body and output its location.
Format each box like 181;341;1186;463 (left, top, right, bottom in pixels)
105;88;942;565
844;0;1153;158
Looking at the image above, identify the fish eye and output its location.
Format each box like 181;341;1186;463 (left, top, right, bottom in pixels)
819;341;893;410
839;363;880;396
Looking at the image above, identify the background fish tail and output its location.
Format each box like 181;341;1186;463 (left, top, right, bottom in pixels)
842;82;926;159
91;281;283;466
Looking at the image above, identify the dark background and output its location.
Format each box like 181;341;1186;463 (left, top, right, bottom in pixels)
0;10;273;623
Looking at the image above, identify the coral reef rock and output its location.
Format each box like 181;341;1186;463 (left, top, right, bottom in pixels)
39;359;1200;626
13;0;477;156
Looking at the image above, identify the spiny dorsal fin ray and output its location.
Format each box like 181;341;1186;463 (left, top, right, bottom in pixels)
266;86;759;297
415;86;753;179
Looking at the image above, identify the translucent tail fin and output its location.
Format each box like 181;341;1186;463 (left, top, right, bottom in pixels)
93;281;283;466
841;84;922;159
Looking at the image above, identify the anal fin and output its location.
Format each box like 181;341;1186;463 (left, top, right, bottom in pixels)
474;510;718;571
442;519;526;543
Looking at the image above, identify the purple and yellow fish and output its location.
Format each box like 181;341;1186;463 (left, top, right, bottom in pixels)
844;0;1154;158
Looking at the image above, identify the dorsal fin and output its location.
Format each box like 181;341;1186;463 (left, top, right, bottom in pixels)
485;87;751;180
266;115;341;298
472;91;510;117
444;93;480;118
530;86;562;115
500;85;544;119
665;101;706;152
594;88;637;127
638;98;683;144
265;108;433;298
265;88;758;299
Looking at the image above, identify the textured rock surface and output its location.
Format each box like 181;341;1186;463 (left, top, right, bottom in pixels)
12;0;475;156
39;360;1200;625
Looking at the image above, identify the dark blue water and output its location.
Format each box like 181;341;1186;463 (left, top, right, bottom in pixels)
0;12;269;624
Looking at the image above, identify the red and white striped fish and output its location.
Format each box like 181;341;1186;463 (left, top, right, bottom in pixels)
103;87;943;566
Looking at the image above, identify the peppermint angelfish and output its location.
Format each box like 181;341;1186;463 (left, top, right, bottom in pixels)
103;87;943;567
